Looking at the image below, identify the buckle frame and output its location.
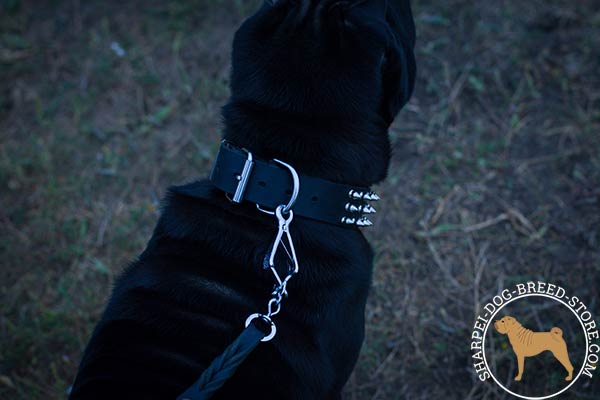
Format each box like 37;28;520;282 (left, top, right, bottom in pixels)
231;148;254;203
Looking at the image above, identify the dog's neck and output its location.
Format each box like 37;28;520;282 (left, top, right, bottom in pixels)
221;100;391;187
508;322;534;341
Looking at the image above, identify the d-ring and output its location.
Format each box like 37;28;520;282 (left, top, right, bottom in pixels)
245;313;277;342
272;159;299;214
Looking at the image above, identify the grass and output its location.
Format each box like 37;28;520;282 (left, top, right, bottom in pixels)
1;0;599;399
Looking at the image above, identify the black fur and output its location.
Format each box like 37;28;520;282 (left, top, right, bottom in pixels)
69;1;415;398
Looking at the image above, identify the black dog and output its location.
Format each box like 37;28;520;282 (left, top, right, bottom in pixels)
69;0;415;398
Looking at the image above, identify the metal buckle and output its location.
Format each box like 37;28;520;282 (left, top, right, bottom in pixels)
231;148;254;203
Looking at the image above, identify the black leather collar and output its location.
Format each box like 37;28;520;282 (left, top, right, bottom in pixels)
203;141;379;228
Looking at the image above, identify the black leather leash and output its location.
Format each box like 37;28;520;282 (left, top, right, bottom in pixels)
176;321;266;400
176;140;380;227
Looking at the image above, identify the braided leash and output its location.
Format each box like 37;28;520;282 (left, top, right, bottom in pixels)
176;323;265;400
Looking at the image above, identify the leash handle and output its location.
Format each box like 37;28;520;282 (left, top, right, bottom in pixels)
176;323;265;400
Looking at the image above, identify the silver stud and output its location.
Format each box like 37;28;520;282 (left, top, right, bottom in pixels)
362;204;376;214
345;203;360;212
356;217;373;226
348;190;364;200
363;192;380;201
345;203;377;214
341;217;356;225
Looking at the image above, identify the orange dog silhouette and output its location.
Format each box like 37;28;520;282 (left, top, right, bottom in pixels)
494;316;573;382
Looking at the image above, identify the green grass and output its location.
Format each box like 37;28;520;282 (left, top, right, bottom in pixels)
1;0;599;399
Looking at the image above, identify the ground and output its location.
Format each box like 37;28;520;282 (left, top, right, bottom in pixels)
1;0;599;399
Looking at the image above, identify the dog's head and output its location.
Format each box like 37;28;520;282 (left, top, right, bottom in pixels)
494;316;519;335
225;0;416;124
222;0;416;185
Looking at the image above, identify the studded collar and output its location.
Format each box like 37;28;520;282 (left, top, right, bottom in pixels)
197;141;380;228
